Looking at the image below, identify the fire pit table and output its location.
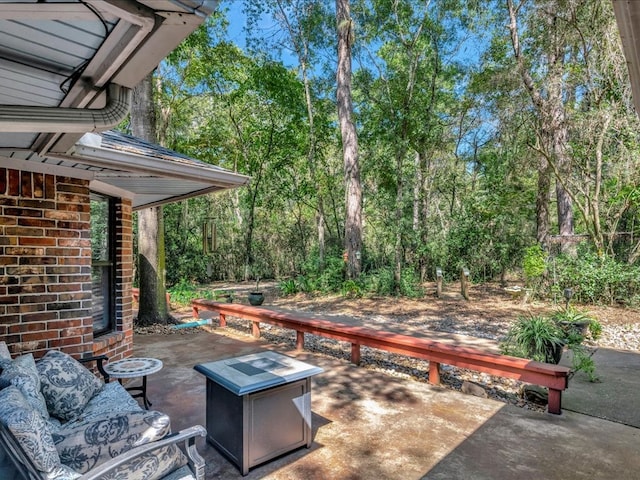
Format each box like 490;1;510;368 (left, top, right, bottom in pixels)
194;351;323;475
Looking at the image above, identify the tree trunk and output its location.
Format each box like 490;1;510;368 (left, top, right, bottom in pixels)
536;159;552;247
553;124;575;254
336;0;362;279
137;207;168;324
131;72;168;325
507;0;574;250
393;152;405;293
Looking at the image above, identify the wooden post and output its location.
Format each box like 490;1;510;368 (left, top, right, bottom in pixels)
351;343;361;365
436;268;443;298
219;312;227;328
460;267;470;300
547;389;562;415
296;331;305;351
429;361;441;384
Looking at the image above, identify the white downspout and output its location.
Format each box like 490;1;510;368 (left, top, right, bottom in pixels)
0;84;131;133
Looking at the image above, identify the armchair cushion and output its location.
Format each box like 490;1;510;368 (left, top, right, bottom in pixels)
0;386;60;474
53;410;186;477
78;381;143;424
0;353;49;420
37;350;103;422
0;341;10;360
87;444;188;480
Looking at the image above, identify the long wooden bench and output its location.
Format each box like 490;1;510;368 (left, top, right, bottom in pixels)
191;299;570;414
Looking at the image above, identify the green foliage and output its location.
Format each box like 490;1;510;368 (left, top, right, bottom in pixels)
301;253;346;294
167;279;217;306
568;344;598;382
363;267;424;298
500;315;565;364
279;279;299;296
523;245;547;281
502;308;601;381
552;248;640;306
340;279;364;298
152;1;640;307
549;307;602;342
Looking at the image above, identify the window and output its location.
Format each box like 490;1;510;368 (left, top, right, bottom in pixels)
90;192;115;334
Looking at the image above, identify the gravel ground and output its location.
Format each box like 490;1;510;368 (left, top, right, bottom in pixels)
135;282;640;412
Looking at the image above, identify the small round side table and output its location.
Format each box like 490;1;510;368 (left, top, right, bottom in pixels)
103;357;163;409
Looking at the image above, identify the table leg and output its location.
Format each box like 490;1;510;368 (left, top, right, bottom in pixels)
121;376;152;409
142;375;152;409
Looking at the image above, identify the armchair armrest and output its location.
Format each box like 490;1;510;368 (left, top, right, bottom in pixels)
78;354;110;383
77;425;207;480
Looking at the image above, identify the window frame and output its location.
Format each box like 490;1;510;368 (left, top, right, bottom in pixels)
90;192;116;336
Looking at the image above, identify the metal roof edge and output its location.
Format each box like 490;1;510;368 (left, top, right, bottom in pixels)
168;1;219;17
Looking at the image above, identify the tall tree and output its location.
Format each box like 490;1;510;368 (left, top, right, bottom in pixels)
507;0;574;251
272;0;331;268
336;0;362;279
131;72;169;325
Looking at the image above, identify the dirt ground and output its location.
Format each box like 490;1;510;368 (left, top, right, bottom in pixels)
222;280;636;327
160;279;639;410
180;280;640;350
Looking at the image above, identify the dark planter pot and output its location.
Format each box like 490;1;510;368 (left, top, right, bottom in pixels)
544;341;565;365
560;320;590;338
248;292;265;306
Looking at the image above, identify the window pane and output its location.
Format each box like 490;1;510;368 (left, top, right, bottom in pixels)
90;193;113;334
90;196;110;261
91;265;110;332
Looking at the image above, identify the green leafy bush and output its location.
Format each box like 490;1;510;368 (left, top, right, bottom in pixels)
501;308;601;382
362;267;423;298
167;279;217;306
552;248;640;305
279;279;299;296
523;245;547;283
500;315;564;363
341;279;364;298
299;251;345;294
549;307;602;342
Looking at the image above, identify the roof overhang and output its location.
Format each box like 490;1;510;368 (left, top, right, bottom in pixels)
1;132;249;210
613;0;640;114
0;0;218;155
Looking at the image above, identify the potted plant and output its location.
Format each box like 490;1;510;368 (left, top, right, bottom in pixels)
248;278;264;306
501;309;602;382
500;315;565;364
550;307;601;382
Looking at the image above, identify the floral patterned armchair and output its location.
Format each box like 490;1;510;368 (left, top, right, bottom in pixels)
0;343;206;480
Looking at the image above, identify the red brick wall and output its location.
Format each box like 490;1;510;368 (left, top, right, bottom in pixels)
0;168;133;361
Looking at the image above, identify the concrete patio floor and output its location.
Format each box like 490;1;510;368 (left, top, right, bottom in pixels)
133;327;640;479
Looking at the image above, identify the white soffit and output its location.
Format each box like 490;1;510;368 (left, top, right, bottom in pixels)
613;0;640;115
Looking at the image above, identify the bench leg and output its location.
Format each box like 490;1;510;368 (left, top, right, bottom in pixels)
296;331;305;351
219;312;227;328
429;361;441;385
192;305;199;319
351;343;361;365
547;389;562;415
252;321;260;338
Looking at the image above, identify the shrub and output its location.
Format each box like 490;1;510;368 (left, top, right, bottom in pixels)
501;308;601;382
340;279;363;298
362;267;423;297
500;315;564;364
523;245;547;286
552;248;640;305
167;279;216;306
279;279;299;296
